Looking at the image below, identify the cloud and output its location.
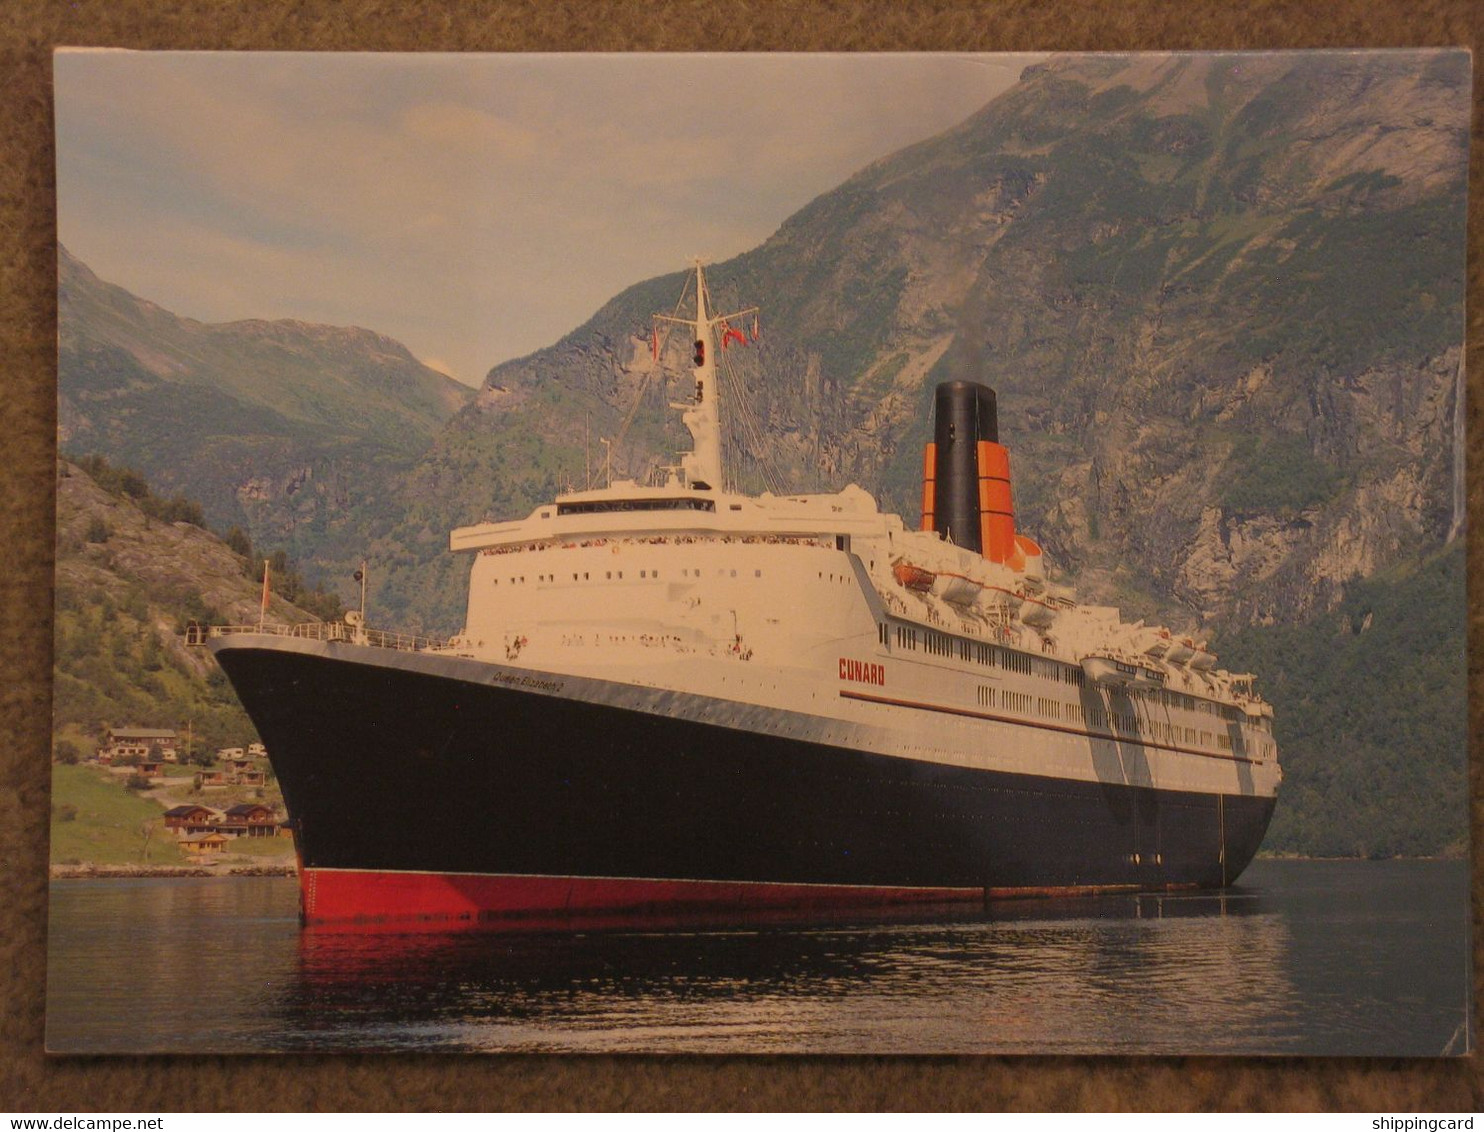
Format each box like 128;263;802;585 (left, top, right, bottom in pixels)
55;51;1040;385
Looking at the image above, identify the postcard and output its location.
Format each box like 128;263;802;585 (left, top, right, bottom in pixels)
48;49;1470;1055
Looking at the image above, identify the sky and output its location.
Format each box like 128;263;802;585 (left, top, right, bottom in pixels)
55;51;1042;387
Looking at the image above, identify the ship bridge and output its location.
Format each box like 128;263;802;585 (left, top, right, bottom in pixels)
449;481;897;554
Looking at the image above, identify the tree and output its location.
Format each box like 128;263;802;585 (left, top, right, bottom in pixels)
224;526;253;561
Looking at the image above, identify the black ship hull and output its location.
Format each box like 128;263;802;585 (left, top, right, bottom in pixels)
213;639;1277;928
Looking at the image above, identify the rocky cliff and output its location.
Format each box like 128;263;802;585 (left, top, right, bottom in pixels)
430;51;1467;633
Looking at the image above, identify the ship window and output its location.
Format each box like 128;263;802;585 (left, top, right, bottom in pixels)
730;504;742;511
730;569;737;577
640;571;647;578
754;570;761;577
557;498;716;515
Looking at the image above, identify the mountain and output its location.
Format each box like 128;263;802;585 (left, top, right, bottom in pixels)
52;457;327;759
52;52;1471;856
410;50;1466;635
1212;540;1466;858
57;245;474;571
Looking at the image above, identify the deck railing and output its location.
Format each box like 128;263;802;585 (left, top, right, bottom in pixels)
184;621;449;653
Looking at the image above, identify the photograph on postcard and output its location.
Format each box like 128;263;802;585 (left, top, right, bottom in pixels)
47;50;1470;1054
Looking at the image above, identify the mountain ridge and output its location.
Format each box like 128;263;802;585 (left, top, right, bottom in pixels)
58;243;474;559
52;51;1471;859
429;49;1467;634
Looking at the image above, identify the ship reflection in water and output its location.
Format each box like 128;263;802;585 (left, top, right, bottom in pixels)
287;887;1287;1054
45;861;1470;1056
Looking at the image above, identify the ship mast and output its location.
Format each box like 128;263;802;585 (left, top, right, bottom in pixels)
658;260;755;492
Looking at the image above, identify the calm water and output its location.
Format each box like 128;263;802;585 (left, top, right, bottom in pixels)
45;860;1471;1055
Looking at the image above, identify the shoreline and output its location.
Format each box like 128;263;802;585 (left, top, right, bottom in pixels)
47;857;1465;881
50;863;298;879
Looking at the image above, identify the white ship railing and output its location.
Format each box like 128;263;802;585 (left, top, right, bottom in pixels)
185;622;449;653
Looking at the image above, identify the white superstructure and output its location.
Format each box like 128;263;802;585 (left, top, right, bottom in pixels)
440;262;1281;807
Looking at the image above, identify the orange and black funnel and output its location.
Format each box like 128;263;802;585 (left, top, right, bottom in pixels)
920;381;1016;563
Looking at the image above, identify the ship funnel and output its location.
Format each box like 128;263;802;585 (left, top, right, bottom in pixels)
920;381;1016;563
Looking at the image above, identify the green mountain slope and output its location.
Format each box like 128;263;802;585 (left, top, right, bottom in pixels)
1212;541;1467;857
53;52;1470;859
52;458;325;759
58;245;473;561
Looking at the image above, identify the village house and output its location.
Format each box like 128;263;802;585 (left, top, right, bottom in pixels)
194;769;230;791
96;727;177;764
163;804;222;834
212;757;269;787
221;802;278;838
177;831;229;859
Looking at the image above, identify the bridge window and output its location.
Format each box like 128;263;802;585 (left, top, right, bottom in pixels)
557;498;716;515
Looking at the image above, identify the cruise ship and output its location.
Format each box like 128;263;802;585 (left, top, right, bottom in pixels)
205;262;1280;928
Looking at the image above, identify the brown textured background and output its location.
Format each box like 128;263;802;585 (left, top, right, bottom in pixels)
2;0;1481;1112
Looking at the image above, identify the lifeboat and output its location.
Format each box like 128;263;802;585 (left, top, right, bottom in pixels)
1165;637;1197;665
1018;593;1058;629
929;570;984;607
1188;642;1218;671
892;561;935;592
1137;628;1174;659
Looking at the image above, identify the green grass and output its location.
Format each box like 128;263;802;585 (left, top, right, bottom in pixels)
220;836;297;860
49;763;178;866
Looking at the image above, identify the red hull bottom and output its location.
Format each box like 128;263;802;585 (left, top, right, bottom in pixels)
301;867;987;930
299;868;1210;931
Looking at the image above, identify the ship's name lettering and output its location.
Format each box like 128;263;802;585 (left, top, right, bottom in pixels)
491;672;565;694
838;658;886;686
